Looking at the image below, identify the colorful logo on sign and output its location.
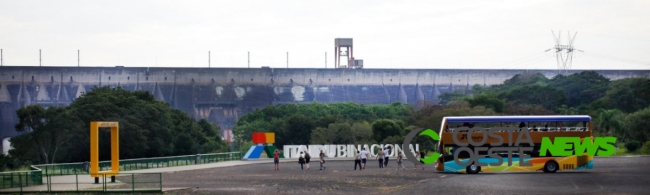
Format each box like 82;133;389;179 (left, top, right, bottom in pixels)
243;132;279;160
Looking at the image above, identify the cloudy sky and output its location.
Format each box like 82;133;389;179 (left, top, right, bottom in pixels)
0;0;648;69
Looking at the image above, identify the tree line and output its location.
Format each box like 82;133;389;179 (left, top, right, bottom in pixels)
233;71;650;154
4;86;227;170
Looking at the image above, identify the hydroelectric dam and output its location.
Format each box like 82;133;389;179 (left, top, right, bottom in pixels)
0;66;648;146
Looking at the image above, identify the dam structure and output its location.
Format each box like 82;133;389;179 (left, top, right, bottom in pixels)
1;66;649;146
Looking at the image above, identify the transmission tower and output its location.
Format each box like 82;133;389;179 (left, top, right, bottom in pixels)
545;30;583;74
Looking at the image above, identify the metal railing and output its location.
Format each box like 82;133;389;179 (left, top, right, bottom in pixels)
0;173;162;194
32;151;241;175
0;166;42;189
0;152;240;191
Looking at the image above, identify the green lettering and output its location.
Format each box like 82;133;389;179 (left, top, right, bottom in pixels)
541;137;578;156
557;137;579;156
574;137;600;156
595;137;617;156
540;137;560;156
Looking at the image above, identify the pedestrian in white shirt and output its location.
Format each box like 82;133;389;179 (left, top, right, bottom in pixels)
383;147;390;167
360;148;369;169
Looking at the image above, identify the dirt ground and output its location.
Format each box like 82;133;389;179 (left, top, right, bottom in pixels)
162;160;435;195
159;157;650;195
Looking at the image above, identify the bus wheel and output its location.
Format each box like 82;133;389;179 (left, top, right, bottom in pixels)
543;161;558;173
466;164;480;174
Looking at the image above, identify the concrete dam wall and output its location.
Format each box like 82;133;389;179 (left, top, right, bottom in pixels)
1;66;649;142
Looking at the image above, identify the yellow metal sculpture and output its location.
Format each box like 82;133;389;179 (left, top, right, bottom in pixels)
90;121;119;179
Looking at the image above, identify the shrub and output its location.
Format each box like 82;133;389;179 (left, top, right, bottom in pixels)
625;141;642;152
640;141;650;155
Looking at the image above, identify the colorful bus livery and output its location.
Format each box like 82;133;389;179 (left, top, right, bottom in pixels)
434;115;595;174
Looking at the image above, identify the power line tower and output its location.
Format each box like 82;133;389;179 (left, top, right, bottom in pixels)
545;30;583;74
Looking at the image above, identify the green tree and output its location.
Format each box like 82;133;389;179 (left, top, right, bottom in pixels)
438;89;469;105
490;73;550;94
503;102;555;115
624;107;650;142
625;141;642;152
11;86;226;164
195;119;227;153
310;127;334;144
465;92;505;113
14;105;76;164
558;105;579;115
598;78;650;113
550;71;610;108
371;119;404;143
350;122;373;142
501;84;566;111
280;114;314;146
333;122;355;144
174;133;198;155
641;141;650;155
382;135;406;145
595;108;623;137
471;84;486;94
0;154;15;171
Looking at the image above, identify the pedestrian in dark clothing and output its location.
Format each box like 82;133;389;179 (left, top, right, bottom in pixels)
383;147;390;167
304;150;311;170
354;151;362;170
376;149;385;168
298;152;305;170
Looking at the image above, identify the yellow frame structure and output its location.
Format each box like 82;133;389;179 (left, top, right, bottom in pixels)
90;121;119;177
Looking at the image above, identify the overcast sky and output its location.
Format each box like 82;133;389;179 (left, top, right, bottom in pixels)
0;0;649;70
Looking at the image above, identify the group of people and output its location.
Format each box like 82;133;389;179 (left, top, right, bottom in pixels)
363;147;420;171
273;149;327;171
273;147;427;171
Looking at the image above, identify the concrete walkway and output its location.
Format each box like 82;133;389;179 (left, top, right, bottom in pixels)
122;157;359;173
0;160;268;192
0;158;360;192
122;159;276;173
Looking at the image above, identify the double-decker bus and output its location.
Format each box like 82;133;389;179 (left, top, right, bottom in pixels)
434;115;593;174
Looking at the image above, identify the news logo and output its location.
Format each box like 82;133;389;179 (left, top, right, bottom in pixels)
403;126;617;167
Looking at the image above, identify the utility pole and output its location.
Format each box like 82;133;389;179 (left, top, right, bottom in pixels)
209;51;211;68
78;50;80;67
286;52;289;68
325;52;327;68
39;49;42;66
1;49;3;66
247;51;250;68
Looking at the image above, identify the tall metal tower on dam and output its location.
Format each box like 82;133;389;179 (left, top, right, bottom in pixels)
334;38;363;69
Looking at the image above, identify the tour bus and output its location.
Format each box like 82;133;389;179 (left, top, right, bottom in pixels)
434;115;594;174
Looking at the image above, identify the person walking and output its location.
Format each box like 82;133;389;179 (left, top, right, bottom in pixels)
304;150;311;170
383;147;390;167
414;150;421;170
319;150;327;170
298;151;306;170
419;150;426;170
273;149;280;171
376;149;385;168
360;148;369;169
396;150;406;171
354;151;362;170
